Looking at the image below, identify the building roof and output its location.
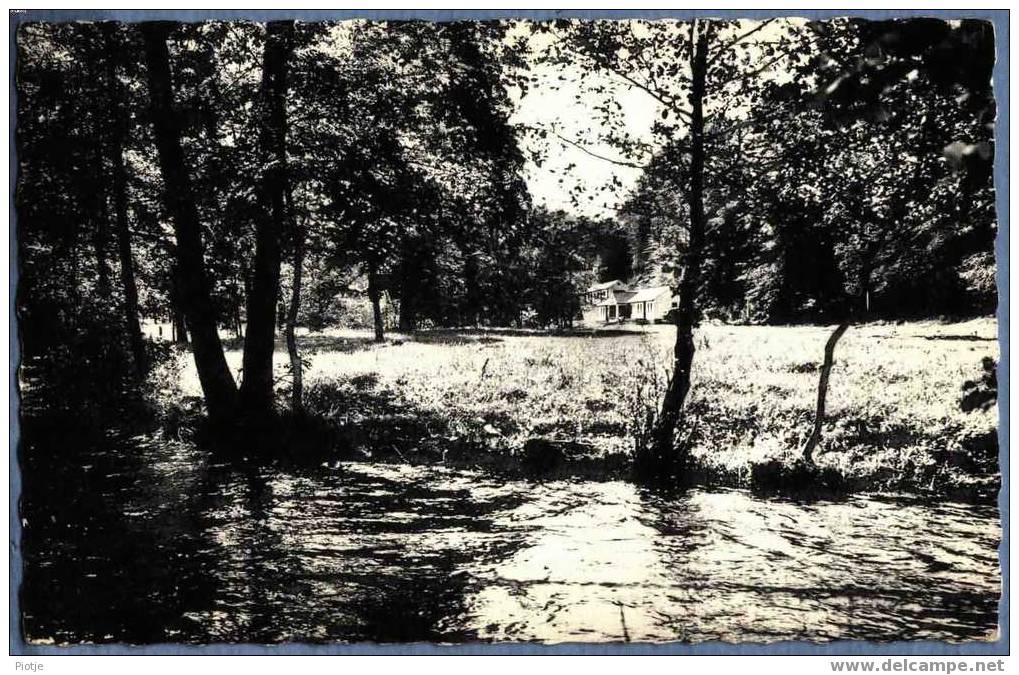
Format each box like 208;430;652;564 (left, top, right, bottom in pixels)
624;286;672;303
595;290;635;306
587;279;626;292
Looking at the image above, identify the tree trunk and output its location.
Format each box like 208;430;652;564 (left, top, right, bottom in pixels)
399;294;417;332
234;304;243;340
111;139;147;377
105;31;148;378
239;20;295;417
172;302;189;344
284;198;305;415
92;192;111;301
367;268;385;343
398;247;419;332
644;20;710;475
463;250;480;327
90;142;126;378
85;130;115;310
141;21;238;422
168;268;189;345
802;321;850;464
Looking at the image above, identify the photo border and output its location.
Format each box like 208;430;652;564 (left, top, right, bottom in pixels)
7;7;1010;657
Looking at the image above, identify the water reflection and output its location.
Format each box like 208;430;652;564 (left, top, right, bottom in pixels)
466;485;999;643
20;440;1000;644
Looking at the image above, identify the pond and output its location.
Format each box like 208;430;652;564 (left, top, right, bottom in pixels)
19;438;1001;645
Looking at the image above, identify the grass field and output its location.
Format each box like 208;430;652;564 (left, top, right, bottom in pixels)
170;318;1001;500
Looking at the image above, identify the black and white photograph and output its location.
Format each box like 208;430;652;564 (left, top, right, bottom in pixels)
11;8;1005;653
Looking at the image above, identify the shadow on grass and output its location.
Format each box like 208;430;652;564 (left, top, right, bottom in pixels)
745;459;853;502
405;330;503;345
219;325;658;356
222;334;392;353
919;334;997;342
559;327;657;338
166;370;1000;502
283;375;629;480
297;334;389;352
409;326;657;342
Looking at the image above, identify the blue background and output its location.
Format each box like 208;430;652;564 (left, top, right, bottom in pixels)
7;7;1010;656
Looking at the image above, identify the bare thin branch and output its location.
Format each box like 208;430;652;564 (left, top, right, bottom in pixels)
549;130;650;170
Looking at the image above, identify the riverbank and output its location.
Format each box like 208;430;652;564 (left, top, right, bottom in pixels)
164;318;1000;503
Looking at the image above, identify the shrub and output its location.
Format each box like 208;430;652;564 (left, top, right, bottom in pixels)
140;345;199;439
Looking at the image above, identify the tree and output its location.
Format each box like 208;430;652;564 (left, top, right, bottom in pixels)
140;21;239;423
17;23;124;414
641;21;709;476
101;24;149;378
527;18;820;479
522;209;599;329
286;21;533;338
747;19;998;463
441;22;532;327
283;184;306;413
16;21;166;400
239;20;296;418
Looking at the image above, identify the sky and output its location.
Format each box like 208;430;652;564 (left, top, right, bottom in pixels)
506;26;665;221
504;18;809;221
510;70;660;221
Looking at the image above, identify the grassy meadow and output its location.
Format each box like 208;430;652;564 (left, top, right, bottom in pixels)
167;318;1000;500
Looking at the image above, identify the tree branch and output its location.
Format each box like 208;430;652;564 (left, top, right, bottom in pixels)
711;48;794;90
549;130;649;169
704;100;798;141
707;19;776;66
553;26;694;123
708;28;826;92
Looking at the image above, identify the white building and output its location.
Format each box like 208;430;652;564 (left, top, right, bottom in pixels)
579;280;677;324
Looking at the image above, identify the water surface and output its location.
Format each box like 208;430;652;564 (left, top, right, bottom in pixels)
20;439;1001;644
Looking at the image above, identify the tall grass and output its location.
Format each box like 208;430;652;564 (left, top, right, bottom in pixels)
169;319;1000;497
